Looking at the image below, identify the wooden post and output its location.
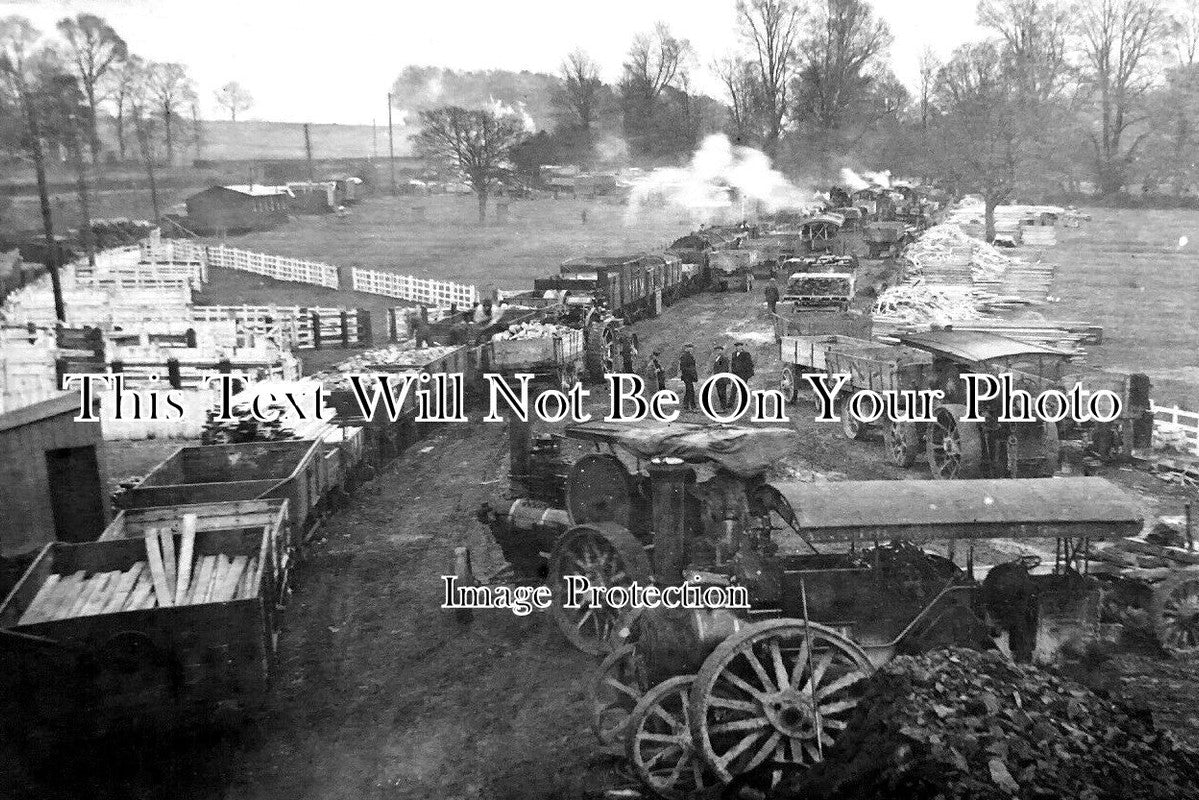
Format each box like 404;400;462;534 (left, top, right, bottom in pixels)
649;457;691;586
508;418;533;495
340;310;350;348
303;123;314;182
312;311;322;349
358;309;372;345
387;93;396;195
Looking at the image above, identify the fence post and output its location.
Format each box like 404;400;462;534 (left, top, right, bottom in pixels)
167;357;182;389
312;311;322;349
358;309;372;345
340;310;350;348
387;308;397;342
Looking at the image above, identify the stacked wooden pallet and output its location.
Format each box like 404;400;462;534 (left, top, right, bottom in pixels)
17;517;261;625
1088;532;1199;582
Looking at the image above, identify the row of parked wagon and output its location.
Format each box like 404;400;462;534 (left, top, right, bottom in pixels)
0;217;771;749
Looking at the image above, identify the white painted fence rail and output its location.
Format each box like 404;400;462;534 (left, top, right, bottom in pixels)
351;266;477;306
1152;402;1199;457
206;244;340;288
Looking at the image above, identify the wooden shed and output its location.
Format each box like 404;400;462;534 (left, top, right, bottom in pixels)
0;393;109;558
184;185;292;235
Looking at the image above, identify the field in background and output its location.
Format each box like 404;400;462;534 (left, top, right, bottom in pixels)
1049;209;1197;407
215;193;701;290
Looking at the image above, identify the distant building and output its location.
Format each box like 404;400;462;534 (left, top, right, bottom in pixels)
285;181;337;214
0;392;108;559
184;184;293;235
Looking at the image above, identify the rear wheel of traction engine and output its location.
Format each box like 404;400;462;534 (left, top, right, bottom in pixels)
548;522;652;655
1151;571;1199;655
689;619;874;786
883;420;920;467
779;367;798;405
927;404;984;480
590;643;645;747
627;675;716;799
836;397;864;441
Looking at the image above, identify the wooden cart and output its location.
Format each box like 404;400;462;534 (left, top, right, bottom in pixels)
0;524;277;742
114;440;329;536
482;328;587;391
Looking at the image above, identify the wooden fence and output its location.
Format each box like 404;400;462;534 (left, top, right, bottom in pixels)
191;305;371;349
73;244;207;290
206;244;340;289
351;266;477;306
1152;402;1199;458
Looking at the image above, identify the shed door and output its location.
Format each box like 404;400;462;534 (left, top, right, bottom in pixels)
45;446;106;543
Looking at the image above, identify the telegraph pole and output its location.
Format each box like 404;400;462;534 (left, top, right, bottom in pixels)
303;123;314;182
387;93;396;195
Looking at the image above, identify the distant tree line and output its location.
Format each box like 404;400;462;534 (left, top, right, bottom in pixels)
404;0;1199;227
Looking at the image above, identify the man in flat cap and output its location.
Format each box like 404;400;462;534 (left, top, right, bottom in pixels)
679;343;699;411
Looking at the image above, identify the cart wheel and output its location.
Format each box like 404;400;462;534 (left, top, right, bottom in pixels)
627;675;715;799
590;643;645;746
1152;571;1199;655
779;367;798;405
689;619;873;785
548;523;652;655
836;398;864;441
883;420;920;467
927;404;984;479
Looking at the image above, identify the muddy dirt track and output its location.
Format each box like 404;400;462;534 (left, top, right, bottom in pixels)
5;286;1197;800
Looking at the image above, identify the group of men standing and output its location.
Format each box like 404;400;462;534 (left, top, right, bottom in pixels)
624;334;755;413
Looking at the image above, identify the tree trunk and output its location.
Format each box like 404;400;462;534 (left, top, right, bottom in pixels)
22;93;66;322
115;103;126;161
144;151;160;221
984;196;997;243
164;107;174;165
477;190;488;223
71;132;96;267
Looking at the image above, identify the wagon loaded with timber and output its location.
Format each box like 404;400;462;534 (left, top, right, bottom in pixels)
469;417;1148;796
479;321;587;392
0;499;288;748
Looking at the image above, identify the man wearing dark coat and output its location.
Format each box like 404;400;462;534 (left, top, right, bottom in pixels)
647;351;667;393
731;342;755;386
678;344;699;411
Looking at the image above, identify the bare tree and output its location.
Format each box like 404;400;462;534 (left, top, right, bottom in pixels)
146;60;195;165
1172;0;1199;65
934;41;1021;241
559;50;601;129
105;53;140;161
917;46;941;129
127;60;162;220
0;16;64;320
413;106;527;223
55;13;126;166
795;0;894;134
1076;0;1169;195
620;22;690;104
41;65;97;266
713;55;764;143
215;80;253;121
737;0;804;156
978;0;1074;103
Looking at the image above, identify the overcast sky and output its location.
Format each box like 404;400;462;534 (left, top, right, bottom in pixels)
1;0;985;124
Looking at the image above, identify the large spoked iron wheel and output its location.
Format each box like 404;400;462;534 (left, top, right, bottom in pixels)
1152;572;1199;655
590;643;645;747
688;619;874;785
883;420;920;467
548;523;651;655
927;404;984;480
836;398;864;441
627;675;715;799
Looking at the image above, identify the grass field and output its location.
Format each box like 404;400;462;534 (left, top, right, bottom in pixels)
211;193;704;291
1048;209;1198;407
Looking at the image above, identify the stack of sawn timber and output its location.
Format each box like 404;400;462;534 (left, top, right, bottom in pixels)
1087;518;1199;582
18;514;260;625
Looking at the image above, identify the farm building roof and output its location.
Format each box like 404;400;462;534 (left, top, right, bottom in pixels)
775;477;1142;543
561;255;644;269
897;330;1070;362
220;184;294;197
0;392;78;433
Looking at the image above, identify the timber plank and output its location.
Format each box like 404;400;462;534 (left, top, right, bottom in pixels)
103;564;145;614
144;529;174;608
175;514;197;605
158;528;178;601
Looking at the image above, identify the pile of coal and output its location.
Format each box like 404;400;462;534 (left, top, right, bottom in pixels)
781;648;1199;800
201;406;295;445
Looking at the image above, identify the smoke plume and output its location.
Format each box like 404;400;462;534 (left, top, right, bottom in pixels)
625;134;818;224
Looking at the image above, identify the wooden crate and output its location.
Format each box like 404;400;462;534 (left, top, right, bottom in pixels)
0;526;275;737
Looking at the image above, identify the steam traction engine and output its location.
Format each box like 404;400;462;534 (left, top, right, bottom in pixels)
475;419;1144;798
